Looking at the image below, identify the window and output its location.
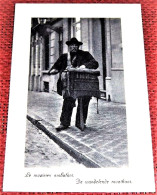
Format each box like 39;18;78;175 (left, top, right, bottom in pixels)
73;18;81;41
44;81;49;92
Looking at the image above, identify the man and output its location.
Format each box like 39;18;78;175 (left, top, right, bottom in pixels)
48;37;99;131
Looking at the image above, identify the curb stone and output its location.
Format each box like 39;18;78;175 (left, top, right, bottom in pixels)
27;114;118;168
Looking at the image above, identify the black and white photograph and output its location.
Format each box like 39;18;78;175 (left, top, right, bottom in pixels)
3;4;155;192
25;17;128;168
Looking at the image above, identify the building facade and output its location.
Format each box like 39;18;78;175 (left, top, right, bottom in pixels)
29;18;125;103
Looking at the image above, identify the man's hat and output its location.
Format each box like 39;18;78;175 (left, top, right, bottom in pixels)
66;37;83;46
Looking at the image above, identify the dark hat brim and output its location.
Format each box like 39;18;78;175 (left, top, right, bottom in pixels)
66;40;83;46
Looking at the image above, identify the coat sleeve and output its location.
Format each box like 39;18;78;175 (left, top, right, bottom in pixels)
50;54;66;72
83;52;99;69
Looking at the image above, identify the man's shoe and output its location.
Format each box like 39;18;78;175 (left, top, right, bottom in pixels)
55;124;69;131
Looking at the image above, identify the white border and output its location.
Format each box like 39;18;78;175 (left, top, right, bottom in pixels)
3;4;155;192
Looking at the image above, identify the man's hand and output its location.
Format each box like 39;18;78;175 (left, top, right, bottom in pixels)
78;65;86;69
48;69;59;75
66;66;72;71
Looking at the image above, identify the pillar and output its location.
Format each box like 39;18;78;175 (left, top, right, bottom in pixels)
38;36;44;92
34;32;39;91
49;30;59;93
105;18;112;101
29;35;35;91
110;19;125;103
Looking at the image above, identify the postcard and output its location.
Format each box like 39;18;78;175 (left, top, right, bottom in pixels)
3;3;155;192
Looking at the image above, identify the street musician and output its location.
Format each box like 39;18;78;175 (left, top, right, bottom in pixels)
48;37;99;131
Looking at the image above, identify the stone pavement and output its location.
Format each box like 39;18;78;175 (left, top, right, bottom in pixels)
27;91;128;168
25;120;85;168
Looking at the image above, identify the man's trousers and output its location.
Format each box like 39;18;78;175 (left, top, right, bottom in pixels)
60;96;91;127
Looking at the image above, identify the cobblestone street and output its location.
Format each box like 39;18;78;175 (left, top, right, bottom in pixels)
27;91;128;168
25;120;84;167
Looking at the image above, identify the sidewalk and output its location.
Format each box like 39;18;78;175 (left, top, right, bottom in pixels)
27;91;128;168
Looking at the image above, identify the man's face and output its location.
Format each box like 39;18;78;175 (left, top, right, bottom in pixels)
68;43;79;53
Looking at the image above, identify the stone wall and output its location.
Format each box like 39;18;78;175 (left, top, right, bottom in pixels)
110;19;125;103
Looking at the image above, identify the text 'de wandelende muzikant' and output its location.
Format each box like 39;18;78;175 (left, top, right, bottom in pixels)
25;172;132;185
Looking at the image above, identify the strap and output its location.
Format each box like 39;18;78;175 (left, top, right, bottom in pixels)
67;52;77;68
66;52;71;96
71;55;77;66
67;52;71;68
